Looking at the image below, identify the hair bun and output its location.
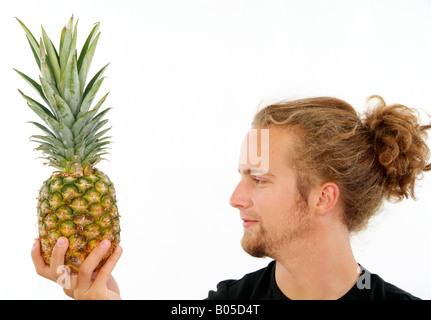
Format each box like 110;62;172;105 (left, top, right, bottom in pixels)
363;96;430;200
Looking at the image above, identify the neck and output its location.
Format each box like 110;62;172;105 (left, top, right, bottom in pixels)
273;224;359;300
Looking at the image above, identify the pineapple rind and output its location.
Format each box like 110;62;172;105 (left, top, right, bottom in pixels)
38;169;120;273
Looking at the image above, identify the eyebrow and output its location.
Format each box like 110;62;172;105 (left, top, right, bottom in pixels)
238;168;275;177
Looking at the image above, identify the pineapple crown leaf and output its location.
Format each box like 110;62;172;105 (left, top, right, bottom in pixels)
15;17;41;68
16;16;112;174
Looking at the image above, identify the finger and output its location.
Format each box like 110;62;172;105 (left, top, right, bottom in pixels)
31;239;55;281
93;246;123;289
49;237;69;279
62;274;78;299
77;239;111;291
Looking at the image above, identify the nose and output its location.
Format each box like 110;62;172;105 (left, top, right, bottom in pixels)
229;180;251;209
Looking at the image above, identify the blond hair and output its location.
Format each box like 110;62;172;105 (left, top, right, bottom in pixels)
252;96;431;232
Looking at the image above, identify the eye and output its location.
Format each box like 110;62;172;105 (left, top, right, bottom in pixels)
253;177;265;185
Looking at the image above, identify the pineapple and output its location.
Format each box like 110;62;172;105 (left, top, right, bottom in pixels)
15;16;120;273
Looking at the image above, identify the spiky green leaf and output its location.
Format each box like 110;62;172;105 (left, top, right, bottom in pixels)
16;18;40;69
62;139;75;149
27;110;61;134
41;26;61;84
85;127;111;145
76;141;86;159
59;19;78;95
78;32;100;93
33;141;67;158
27;38;41;70
64;55;81;117
79;77;105;115
41;159;67;170
83;149;110;162
14;69;48;105
71;109;97;137
84;140;111;157
18;89;55;119
31;135;64;148
39;38;55;86
35;144;67;161
59;16;73;72
64;148;76;159
77;22;100;72
28;121;56;138
57;120;74;144
74;118;108;144
39;76;60;118
53;93;75;128
75;91;109;127
82;63;109;102
63;54;81;116
86;119;109;142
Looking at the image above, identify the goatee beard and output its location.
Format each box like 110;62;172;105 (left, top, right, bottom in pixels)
240;203;311;259
241;223;273;258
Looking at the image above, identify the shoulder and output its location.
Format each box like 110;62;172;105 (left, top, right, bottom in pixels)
342;266;421;300
368;273;421;300
206;260;286;300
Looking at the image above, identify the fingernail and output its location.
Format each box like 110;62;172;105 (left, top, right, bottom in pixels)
100;239;110;248
32;239;38;250
56;237;64;247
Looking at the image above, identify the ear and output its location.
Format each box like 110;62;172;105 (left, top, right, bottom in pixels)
311;182;340;216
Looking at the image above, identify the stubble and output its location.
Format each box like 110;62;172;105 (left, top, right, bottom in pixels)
241;196;311;259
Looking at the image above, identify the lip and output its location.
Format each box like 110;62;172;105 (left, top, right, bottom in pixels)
241;218;259;228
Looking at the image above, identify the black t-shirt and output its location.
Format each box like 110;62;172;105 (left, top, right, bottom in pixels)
206;260;421;300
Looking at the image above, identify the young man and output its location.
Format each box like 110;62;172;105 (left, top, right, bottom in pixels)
32;96;430;299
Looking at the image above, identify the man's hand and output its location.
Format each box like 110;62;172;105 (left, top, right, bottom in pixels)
31;237;122;300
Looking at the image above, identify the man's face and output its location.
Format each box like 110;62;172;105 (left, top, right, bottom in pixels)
230;126;313;259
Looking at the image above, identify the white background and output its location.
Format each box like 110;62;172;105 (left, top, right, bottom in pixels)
1;0;431;300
